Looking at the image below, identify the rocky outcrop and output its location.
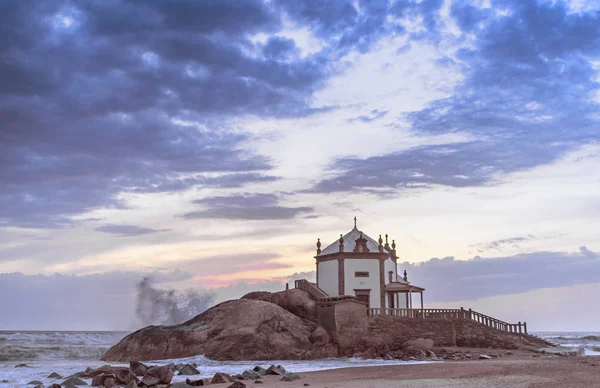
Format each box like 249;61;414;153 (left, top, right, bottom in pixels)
242;289;317;321
102;299;336;361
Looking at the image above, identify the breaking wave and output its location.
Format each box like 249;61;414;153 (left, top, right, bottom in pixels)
0;331;127;362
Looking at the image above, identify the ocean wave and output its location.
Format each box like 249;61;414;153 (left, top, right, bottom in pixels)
581;335;600;341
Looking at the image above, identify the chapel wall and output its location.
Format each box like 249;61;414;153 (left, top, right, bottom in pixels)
317;260;339;296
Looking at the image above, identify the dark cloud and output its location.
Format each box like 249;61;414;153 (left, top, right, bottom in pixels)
184;193;314;220
310;0;600;194
0;0;340;228
95;224;171;237
401;245;600;303
310;141;550;192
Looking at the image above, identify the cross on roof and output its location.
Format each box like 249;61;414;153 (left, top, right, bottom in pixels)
354;216;357;229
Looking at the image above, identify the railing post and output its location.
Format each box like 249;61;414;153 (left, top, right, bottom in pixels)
518;322;522;334
524;322;527;334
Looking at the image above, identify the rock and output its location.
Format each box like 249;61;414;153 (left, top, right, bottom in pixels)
145;365;174;385
62;377;88;386
178;365;200;376
92;373;116;387
125;381;139;388
281;373;301;381
102;299;318;361
505;351;513;355
48;385;62;388
15;363;29;368
404;338;434;351
33;385;43;388
140;375;159;387
212;372;232;384
103;377;116;388
130;361;150;376
309;326;331;347
242;370;261;380
304;384;311;387
404;347;426;359
479;354;492;360
252;366;267;376
185;378;212;386
174;363;185;372
425;350;436;358
28;381;43;385
266;365;286;375
227;382;246;388
48;372;62;379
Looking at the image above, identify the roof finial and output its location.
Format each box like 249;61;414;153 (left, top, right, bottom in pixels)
316;238;321;255
353;216;357;229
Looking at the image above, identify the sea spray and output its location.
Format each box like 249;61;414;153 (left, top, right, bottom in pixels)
135;277;214;326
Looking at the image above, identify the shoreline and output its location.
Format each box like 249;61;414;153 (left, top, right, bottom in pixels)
232;354;600;388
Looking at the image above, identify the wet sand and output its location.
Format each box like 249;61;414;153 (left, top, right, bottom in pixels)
225;350;600;388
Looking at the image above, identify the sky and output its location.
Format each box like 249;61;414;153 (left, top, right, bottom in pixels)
1;0;599;331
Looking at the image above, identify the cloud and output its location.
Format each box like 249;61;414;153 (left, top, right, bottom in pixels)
184;193;314;220
400;245;600;303
94;224;171;237
0;0;343;229
309;0;600;195
470;235;536;253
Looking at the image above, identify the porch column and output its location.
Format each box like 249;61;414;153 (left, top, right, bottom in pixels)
420;291;424;310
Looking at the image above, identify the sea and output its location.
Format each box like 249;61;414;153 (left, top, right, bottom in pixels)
0;331;598;387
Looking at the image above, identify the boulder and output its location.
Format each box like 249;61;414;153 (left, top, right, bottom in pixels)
425;350;436;358
242;370;261;380
309;326;331;347
28;381;43;385
62;377;88;386
130;361;150;376
404;347;426;359
185;378;212;386
252;366;267;376
281;373;301;381
103;377;116;388
125;381;138;388
266;365;286;376
92;373;116;387
241;289;317;321
227;382;246;388
102;299;318;361
404;338;434;351
178;364;200;376
15;364;29;368
140;375;159;387
212;372;232;384
144;365;174;385
48;385;62;388
479;354;492;360
48;372;62;379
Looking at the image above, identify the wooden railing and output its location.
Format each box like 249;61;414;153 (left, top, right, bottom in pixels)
367;307;528;334
294;279;328;300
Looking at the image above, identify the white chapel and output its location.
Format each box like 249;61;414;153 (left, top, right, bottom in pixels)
314;218;425;309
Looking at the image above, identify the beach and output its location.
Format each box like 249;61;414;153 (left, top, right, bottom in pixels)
2;331;600;387
205;352;600;388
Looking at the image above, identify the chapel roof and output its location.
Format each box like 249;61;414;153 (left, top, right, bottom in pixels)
317;225;387;256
